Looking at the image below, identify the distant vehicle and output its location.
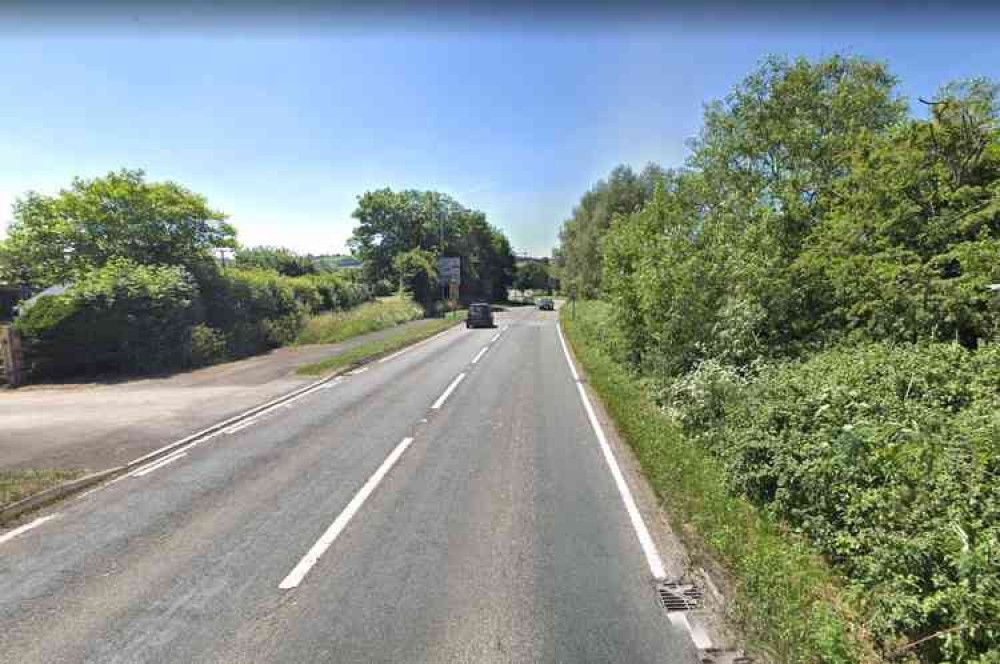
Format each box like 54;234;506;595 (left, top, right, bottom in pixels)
466;302;495;329
537;298;554;311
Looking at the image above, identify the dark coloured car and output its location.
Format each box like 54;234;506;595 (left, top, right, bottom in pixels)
466;302;495;328
537;298;554;311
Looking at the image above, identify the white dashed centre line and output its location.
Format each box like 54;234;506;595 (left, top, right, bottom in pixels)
279;436;415;590
471;347;489;365
430;373;466;410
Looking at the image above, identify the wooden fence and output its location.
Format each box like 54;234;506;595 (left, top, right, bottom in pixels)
0;325;24;388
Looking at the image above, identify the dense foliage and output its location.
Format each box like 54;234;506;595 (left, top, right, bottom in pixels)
556;54;1000;662
15;259;199;376
555;164;667;297
513;260;552;292
0;169;235;289
233;245;318;277
348;188;515;302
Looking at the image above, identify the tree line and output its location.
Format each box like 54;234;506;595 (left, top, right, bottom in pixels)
556;55;1000;663
0;171;515;379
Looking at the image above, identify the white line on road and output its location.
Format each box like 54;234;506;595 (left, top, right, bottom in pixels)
377;325;458;364
279;436;415;590
430;373;466;410
130;451;188;478
0;514;59;546
556;323;667;581
490;331;501;342
471;346;489;365
346;367;369;376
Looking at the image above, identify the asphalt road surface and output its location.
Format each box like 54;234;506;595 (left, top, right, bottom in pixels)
0;305;701;664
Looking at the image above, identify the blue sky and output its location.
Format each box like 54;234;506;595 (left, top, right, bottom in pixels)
1;14;998;257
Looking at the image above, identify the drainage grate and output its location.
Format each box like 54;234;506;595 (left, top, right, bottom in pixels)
657;581;703;612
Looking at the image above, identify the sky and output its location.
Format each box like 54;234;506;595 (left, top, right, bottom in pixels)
1;4;998;258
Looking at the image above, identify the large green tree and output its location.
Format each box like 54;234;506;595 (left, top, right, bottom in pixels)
348;188;514;300
795;78;1000;346
0;169;235;288
556;164;665;297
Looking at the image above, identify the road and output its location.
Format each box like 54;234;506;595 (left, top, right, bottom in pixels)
0;305;701;664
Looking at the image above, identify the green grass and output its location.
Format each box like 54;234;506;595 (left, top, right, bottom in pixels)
1;469;84;509
560;302;877;664
296;316;462;376
294;298;425;346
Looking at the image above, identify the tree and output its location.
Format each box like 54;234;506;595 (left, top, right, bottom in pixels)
234;246;316;276
393;248;438;307
514;261;550;292
1;169;235;289
556;163;666;297
795;78;1000;346
347;188;515;301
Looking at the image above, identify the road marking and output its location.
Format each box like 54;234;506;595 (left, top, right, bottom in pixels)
279;436;415;590
346;367;369;376
431;373;466;410
471;346;489;365
131;451;188;478
377;325;458;364
0;514;59;546
667;613;714;650
556;323;667;581
223;419;259;435
490;331;501;342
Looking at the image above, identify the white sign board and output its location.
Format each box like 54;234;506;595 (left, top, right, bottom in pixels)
437;256;461;284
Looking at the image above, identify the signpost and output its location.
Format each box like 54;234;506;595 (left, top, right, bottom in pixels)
437;257;461;318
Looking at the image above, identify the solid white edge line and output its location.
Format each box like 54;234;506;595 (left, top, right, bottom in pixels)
377;325;458;364
471;346;489;365
556;322;667;581
131;451;188;478
0;514;59;545
667;612;714;650
430;373;466;410
279;436;415;590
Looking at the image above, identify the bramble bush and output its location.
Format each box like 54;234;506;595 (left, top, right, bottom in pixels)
656;341;1000;662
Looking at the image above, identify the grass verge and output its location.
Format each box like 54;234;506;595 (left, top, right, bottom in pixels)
1;469;84;510
296;316;462;376
295;298;425;346
560;303;878;664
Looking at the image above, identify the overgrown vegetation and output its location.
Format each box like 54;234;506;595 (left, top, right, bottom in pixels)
294;298;424;346
1;469;84;509
562;302;872;664
296;315;461;376
556;54;1000;663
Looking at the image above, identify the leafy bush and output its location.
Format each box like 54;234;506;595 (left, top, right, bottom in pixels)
16;259;198;377
199;268;305;357
664;341;1000;662
187;324;229;367
563;301;872;664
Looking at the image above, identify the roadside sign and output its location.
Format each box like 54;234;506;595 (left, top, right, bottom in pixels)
437;256;461;284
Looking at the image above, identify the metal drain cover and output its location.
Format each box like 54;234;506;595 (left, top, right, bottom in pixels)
657;581;702;612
